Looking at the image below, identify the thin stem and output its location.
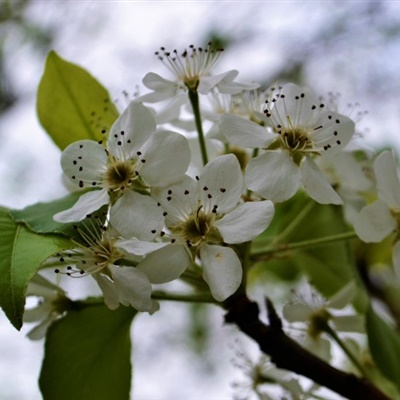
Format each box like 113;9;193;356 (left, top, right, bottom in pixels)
240;241;252;291
273;201;315;243
252;231;358;260
324;323;371;380
188;89;208;166
152;290;219;305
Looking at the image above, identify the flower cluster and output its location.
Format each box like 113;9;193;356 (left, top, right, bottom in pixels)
29;43;386;325
16;41;400;400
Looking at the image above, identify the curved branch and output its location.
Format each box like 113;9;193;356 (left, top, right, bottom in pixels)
224;294;390;400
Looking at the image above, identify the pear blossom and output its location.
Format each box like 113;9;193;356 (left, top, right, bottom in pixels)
23;274;71;340
283;282;364;361
317;151;372;223
53;101;191;234
354;150;400;269
139;43;259;106
205;89;269;142
231;343;307;400
121;154;275;301
48;218;159;313
219;83;355;204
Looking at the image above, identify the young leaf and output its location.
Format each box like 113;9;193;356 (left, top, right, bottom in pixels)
40;304;136;400
0;207;73;330
11;190;97;237
366;304;400;391
37;51;118;150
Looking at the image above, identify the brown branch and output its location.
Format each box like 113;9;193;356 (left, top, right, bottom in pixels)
224;294;391;400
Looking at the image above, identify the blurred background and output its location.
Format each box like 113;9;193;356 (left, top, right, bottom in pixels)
1;1;400;399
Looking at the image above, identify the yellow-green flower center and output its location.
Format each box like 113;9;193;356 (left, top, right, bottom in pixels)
170;206;222;247
104;160;137;192
307;308;332;339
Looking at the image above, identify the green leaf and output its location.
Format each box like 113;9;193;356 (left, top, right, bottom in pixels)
0;207;73;330
366;304;400;391
254;197;357;297
40;304;136;400
37;51;118;150
11;190;95;237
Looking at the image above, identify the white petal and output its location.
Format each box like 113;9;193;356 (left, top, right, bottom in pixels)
27;316;55;340
282;303;312;322
151;176;199;226
200;243;242;301
137;244;191;284
301;157;342;205
304;336;331;361
139;130;190;186
110;265;156;312
215;200;275;244
215;70;259;94
314;111;355;154
23;302;53;323
107;101;156;158
26;274;64;297
155;93;187;124
116;238;169;257
354;200;397;242
270;84;319;128
198;70;236;94
332;315;365;333
94;273;120;310
326;281;357;309
325;152;371;191
219;114;275;148
53;189;109;222
142;72;176;91
110;190;164;240
374;150;400;209
200;154;243;214
61;140;108;187
245;151;301;202
188;134;223;172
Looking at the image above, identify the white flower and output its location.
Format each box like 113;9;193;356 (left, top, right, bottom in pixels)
220;83;355;204
283;282;364;361
48;218;159;313
138;43;259;105
121;154;275;301
53;101;191;238
231;341;306;400
354;150;400;269
205;89;269;142
23;274;70;340
317;151;372;223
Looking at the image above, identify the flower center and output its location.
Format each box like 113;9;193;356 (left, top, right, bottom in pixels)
267;126;317;165
170;206;221;247
89;235;123;273
53;224;124;278
155;43;224;91
104;160;137;191
308;308;332;339
280;128;313;152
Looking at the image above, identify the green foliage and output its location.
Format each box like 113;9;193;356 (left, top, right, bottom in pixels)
11;190;97;238
366;305;400;391
37;51;118;150
0;207;73;330
39;304;136;400
252;195;357;298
